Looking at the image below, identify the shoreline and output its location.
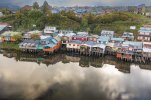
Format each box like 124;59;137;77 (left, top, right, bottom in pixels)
0;44;151;64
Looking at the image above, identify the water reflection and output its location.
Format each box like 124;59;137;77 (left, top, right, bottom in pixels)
0;50;151;100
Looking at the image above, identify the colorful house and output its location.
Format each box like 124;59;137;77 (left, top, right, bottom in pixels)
91;44;106;55
110;38;124;43
66;40;82;51
122;32;134;41
137;25;151;42
1;31;22;42
22;30;42;40
80;41;96;55
43;26;58;36
116;41;143;60
72;35;87;41
61;33;76;48
106;38;124;53
142;42;151;58
77;32;88;36
19;36;61;53
43;36;61;53
97;36;110;44
101;30;115;38
87;35;99;42
19;40;40;51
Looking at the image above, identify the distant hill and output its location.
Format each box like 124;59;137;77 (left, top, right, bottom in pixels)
0;3;20;11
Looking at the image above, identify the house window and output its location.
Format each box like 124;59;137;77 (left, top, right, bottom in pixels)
145;37;148;40
73;44;75;46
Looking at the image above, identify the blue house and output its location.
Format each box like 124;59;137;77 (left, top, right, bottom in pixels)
97;36;110;44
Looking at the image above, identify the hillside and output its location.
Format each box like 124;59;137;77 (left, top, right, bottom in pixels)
0;9;150;36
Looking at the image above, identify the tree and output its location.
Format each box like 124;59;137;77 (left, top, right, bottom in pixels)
41;1;51;16
33;2;39;9
31;34;40;40
81;17;88;30
13;34;22;42
93;25;101;34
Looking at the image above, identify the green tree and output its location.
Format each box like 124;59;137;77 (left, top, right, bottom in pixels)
13;34;22;43
81;17;88;30
41;1;51;16
31;34;40;40
33;2;39;9
93;25;101;34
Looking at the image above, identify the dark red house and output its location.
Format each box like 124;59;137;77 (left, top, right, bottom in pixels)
72;35;87;41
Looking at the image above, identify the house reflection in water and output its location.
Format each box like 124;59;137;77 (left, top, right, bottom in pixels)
2;50;150;74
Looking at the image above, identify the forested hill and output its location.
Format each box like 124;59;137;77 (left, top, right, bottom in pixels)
0;5;150;35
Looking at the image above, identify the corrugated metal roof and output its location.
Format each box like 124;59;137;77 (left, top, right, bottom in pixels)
111;38;124;42
97;36;110;41
69;40;83;44
44;44;55;48
1;31;21;36
123;41;143;49
0;25;7;31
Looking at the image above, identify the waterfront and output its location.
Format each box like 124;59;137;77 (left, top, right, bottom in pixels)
0;51;151;100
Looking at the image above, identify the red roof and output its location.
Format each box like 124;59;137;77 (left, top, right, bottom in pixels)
143;25;151;28
0;22;9;26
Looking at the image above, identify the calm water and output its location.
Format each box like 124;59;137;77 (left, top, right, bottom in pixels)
0;50;151;100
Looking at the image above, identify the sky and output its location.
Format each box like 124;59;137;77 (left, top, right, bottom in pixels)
1;0;151;7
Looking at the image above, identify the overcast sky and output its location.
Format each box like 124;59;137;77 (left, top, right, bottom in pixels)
1;0;151;7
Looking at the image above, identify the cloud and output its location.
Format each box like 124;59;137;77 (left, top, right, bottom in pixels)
1;0;151;7
1;55;151;100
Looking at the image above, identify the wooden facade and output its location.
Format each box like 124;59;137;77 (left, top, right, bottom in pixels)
137;25;151;42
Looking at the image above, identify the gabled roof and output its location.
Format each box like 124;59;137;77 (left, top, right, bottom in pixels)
40;35;51;40
82;41;96;47
101;30;114;35
111;38;124;42
123;32;133;35
1;31;21;36
72;35;87;38
77;32;88;36
44;43;56;48
40;36;58;44
92;44;106;49
54;35;61;42
65;33;76;37
69;40;83;44
27;30;42;34
0;23;9;31
97;36;110;42
123;41;143;49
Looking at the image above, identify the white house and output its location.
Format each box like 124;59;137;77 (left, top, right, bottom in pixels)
44;26;58;35
122;32;134;41
0;12;3;17
101;30;115;38
59;30;73;34
137;25;151;41
77;32;88;36
66;40;82;50
23;30;42;40
142;42;151;58
130;26;136;30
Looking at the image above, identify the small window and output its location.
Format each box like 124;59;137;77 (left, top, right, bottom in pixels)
73;44;75;46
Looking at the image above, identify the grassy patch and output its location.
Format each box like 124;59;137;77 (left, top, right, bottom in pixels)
0;42;20;50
